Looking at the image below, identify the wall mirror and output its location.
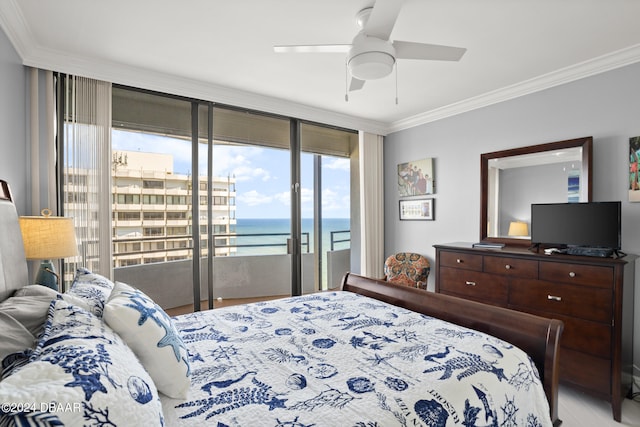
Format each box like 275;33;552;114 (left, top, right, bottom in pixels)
480;136;593;245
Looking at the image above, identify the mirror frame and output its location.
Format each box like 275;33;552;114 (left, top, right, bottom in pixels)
480;136;593;246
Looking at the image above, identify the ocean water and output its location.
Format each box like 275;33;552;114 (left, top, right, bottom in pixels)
233;218;350;256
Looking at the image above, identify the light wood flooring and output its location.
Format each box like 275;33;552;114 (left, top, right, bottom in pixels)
559;385;640;426
166;298;640;426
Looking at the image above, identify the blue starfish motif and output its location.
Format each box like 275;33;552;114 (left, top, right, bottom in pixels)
124;292;158;326
365;353;393;367
157;320;187;363
266;396;288;411
65;372;107;401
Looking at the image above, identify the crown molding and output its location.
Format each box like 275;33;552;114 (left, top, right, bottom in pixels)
387;43;640;134
0;0;31;58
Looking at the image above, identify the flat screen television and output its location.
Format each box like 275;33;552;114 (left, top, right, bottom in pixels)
530;201;621;250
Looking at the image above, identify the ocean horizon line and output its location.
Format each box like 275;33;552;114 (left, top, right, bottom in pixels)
238;217;349;220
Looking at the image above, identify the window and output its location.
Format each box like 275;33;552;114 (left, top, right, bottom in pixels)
118;212;141;221
108;85;357;310
116;194;140;204
143;227;163;236
167;227;187;236
167;212;186;220
144;212;164;220
213;196;227;205
143;180;164;189
143;195;165;205
167;195;187;205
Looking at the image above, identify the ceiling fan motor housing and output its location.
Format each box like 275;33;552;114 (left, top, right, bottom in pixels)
347;32;396;80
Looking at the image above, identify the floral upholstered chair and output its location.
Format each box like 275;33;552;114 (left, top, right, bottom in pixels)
383;252;430;290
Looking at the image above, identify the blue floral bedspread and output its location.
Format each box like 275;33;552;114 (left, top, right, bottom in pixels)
162;291;552;426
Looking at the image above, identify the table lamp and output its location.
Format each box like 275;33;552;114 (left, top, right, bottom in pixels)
19;208;79;291
508;221;529;237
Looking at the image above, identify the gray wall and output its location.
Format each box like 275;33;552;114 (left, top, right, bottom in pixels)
0;27;27;214
384;61;640;385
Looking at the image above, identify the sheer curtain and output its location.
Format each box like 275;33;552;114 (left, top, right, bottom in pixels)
359;131;384;278
61;75;113;279
28;68;56;215
26;68;57;284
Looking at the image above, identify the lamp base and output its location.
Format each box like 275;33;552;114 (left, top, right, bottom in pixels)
35;260;59;291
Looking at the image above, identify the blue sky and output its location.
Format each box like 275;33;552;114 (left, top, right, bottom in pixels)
112;130;350;219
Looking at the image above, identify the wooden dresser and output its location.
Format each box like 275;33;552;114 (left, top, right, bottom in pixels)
434;242;636;422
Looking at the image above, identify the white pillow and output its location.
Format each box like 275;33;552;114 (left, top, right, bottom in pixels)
0;312;35;362
65;267;115;317
103;281;191;398
13;284;60;298
0;299;164;426
0;295;56;337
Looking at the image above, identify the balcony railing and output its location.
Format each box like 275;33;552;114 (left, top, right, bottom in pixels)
112;231;351;258
330;230;351;250
212;232;310;254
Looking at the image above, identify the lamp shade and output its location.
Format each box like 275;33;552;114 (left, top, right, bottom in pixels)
508;221;529;237
19;209;79;260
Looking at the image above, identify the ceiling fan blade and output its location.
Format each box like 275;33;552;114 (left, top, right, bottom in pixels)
393;40;467;61
364;0;404;40
274;44;350;53
349;77;366;92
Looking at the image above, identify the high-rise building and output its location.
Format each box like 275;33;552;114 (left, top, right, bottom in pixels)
111;150;236;267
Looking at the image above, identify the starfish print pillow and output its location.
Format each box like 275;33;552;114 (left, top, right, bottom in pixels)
103;281;191;399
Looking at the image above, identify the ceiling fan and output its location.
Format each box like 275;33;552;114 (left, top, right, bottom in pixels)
274;0;467;95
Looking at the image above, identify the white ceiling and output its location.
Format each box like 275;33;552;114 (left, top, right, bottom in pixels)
2;0;640;135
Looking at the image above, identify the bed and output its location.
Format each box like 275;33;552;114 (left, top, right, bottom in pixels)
0;179;563;426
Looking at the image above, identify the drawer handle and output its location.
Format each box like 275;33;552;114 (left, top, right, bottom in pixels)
568;272;576;278
456;259;463;263
505;264;511;270
465;281;476;286
547;295;562;302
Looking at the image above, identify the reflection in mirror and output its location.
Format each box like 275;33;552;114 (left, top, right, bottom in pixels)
480;137;592;245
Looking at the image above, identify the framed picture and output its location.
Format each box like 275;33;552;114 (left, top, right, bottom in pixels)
399;198;434;221
397;158;434;196
630;136;640;202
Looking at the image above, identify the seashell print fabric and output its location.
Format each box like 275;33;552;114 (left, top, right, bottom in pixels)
162;291;552;427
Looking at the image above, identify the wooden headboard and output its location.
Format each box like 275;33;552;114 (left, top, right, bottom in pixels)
0;180;29;302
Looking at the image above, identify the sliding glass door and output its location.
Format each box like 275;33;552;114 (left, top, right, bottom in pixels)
108;86;355;312
209;107;294;303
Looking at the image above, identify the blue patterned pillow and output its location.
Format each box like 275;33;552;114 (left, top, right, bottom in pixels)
0;299;164;426
65;267;115;317
103;281;191;399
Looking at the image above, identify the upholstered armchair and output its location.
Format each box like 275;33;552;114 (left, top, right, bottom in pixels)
383;252;430;290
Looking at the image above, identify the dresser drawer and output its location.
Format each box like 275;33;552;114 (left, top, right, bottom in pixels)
539;261;613;288
514;307;611;358
439;267;507;305
484;256;538;279
509;279;612;323
439;251;482;271
560;348;610;396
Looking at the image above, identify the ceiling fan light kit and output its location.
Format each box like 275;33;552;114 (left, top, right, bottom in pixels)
348;34;396;80
348;51;395;80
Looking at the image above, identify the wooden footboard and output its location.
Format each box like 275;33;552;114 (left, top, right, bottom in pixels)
341;273;564;426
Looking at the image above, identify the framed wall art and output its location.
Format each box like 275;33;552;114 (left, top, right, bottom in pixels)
399;198;434;221
397;158;434;196
630;136;640;202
